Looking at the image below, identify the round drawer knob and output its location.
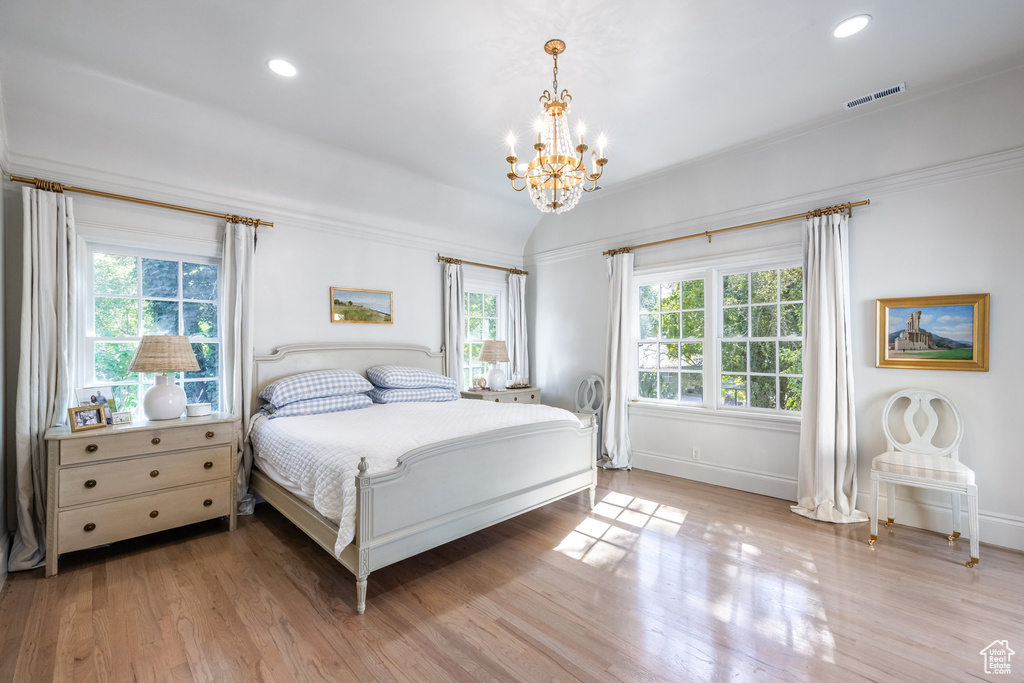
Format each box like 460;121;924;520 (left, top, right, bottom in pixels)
149;510;159;518
494;398;500;402
203;461;214;469
84;523;96;532
203;499;213;507
531;394;535;400
151;437;161;445
84;479;97;489
150;470;160;478
206;431;215;439
514;396;518;401
85;444;98;453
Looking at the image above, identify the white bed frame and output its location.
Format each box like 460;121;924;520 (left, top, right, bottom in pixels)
249;342;597;614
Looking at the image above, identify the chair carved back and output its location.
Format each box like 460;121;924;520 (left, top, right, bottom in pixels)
575;375;605;415
882;389;964;460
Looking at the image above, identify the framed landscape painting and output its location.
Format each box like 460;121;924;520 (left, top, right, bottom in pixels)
330;287;393;324
875;293;989;371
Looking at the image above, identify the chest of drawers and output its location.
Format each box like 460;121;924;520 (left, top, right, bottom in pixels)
45;413;240;576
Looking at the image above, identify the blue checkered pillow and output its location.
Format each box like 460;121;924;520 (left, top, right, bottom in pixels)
264;393;372;418
368;386;460;404
365;365;457;390
259;369;372;407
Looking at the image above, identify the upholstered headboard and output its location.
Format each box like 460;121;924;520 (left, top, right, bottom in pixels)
251;342;445;409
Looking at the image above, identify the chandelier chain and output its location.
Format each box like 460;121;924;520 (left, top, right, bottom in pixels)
552;53;558;94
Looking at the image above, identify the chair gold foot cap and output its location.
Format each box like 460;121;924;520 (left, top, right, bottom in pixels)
947;531;961;541
883;518;895;528
966;557;979;568
868;534;877;546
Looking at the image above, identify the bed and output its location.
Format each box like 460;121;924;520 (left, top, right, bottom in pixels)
248;342;597;614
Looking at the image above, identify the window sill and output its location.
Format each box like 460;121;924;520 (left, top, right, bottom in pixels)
629;401;801;433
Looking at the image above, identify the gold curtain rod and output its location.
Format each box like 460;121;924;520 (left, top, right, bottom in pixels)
437;254;527;275
602;199;869;256
9;174;274;228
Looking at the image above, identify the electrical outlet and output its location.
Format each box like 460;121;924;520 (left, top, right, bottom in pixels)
691;447;700;460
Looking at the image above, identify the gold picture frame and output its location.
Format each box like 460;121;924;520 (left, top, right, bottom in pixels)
330;287;393;324
68;405;107;432
875;293;989;371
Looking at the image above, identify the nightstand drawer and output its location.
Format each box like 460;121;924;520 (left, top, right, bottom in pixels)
57;480;231;553
492;390;540;404
59;423;234;465
58;445;233;507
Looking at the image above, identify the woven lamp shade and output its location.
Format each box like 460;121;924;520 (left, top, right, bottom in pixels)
128;335;200;373
478;340;510;363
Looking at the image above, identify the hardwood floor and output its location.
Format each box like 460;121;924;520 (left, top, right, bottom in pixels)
2;469;1022;682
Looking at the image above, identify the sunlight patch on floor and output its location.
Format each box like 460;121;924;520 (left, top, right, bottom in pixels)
554;492;689;571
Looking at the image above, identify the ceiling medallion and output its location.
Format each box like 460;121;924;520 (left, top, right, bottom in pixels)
505;39;608;214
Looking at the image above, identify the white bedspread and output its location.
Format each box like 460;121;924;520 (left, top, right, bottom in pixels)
249;399;581;556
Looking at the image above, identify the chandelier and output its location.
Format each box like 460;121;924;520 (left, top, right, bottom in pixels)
505;39;608;214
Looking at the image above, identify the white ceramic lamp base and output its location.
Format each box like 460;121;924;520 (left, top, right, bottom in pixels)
486;365;507;392
143;374;187;420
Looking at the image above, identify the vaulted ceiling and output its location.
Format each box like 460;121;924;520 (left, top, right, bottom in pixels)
2;1;1024;245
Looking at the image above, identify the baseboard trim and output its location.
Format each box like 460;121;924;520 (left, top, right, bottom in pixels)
855;490;1024;553
632;449;797;501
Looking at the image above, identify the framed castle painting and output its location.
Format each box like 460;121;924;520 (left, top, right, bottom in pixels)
875;293;989;371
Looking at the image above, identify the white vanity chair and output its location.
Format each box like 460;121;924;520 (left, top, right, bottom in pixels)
869;388;979;567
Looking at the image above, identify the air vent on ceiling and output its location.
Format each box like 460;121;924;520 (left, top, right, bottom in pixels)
843;82;906;110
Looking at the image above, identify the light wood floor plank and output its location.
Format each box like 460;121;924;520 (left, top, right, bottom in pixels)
2;469;1022;682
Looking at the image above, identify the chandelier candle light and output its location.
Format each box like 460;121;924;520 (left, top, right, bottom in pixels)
505;39;608;214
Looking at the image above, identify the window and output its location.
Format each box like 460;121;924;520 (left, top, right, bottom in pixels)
635;262;803;415
637;279;705;403
720;267;803;412
462;286;505;389
87;249;221;417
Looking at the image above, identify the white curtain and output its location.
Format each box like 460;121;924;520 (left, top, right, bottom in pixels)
9;189;80;571
442;262;464;388
602;252;634;469
506;272;529;386
221;220;257;514
792;212;867;523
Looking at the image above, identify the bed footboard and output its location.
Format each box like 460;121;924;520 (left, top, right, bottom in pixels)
353;419;596;612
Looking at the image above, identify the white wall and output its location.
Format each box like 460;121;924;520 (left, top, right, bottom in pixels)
0;85;9;588
526;65;1024;549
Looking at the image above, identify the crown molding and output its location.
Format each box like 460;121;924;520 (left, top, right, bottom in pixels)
526;145;1024;268
6;153;524;268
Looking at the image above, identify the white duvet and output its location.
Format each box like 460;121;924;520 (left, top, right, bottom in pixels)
249;399;580;556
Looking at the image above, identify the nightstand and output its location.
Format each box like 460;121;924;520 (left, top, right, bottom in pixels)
44;412;240;577
460;386;541;404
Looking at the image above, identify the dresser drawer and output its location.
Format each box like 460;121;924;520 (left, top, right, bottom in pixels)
58;480;231;553
59;422;234;465
493;390;540;404
58;445;232;507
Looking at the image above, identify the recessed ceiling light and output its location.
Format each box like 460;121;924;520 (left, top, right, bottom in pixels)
267;59;297;77
833;14;871;38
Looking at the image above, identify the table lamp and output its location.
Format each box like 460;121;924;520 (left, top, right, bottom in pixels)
478;340;510;392
128;335;200;420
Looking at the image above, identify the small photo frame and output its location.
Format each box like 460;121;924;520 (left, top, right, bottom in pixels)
68;405;107;432
330;287;393;324
111;411;132;425
875;293;990;371
76;385;117;424
472;377;487;389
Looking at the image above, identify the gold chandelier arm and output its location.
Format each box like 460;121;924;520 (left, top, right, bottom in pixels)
508;175;529;192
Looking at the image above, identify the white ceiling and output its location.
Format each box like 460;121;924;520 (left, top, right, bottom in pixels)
2;0;1024;215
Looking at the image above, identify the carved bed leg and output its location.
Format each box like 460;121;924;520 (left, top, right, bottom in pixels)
356;577;368;614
